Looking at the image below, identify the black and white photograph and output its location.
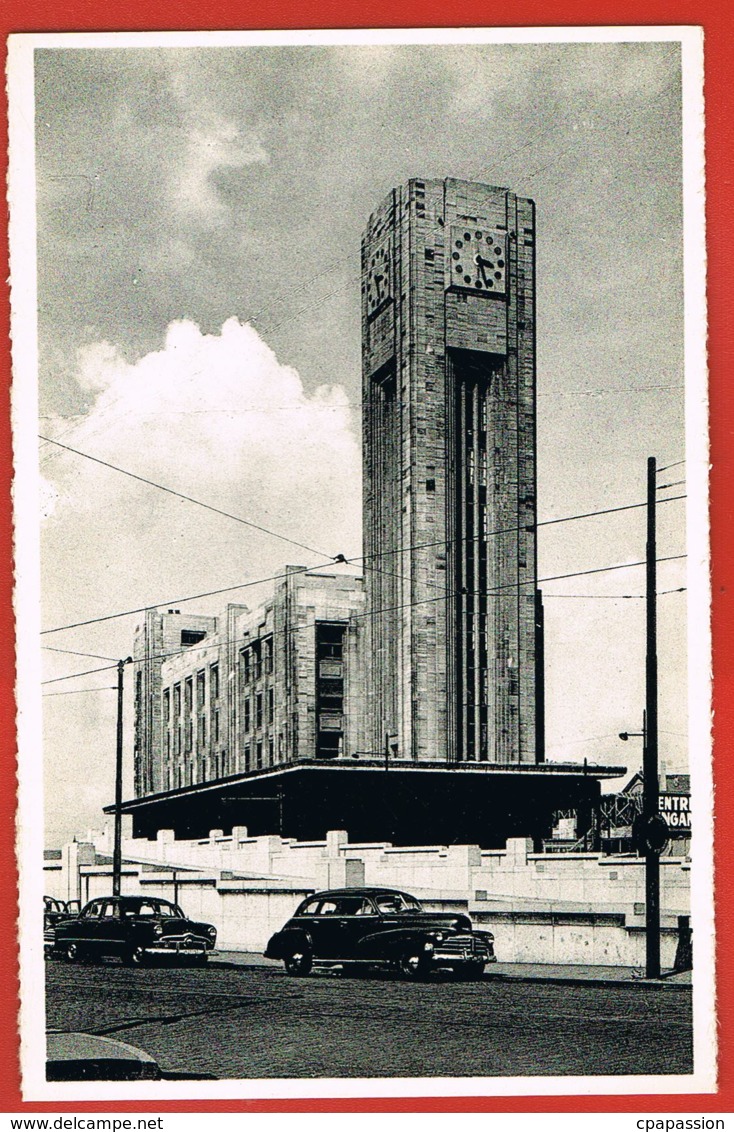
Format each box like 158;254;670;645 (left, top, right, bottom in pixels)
7;26;713;1099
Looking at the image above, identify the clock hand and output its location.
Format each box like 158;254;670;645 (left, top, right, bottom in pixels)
474;253;491;286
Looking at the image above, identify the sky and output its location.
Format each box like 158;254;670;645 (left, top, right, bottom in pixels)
28;35;694;847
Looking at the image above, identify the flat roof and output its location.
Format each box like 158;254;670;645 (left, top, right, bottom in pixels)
107;758;627;814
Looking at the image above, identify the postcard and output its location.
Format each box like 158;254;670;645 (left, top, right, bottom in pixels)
6;26;714;1103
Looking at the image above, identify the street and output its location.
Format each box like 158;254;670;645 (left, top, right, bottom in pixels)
46;957;693;1079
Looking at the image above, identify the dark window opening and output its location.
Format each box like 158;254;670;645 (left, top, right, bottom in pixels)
181;629;206;647
316;622;346;758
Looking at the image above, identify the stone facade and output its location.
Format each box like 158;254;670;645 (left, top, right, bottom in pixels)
132;569;367;794
362;178;538;764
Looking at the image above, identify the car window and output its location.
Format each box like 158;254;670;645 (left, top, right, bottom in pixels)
137;903;158;917
84;903;101;919
299;899;321;916
156;902;179;918
101;902;117;918
317;900;339;915
338;897;375;916
375;894;422;913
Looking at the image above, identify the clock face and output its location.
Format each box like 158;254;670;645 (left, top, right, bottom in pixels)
446;225;507;296
365;237;393;319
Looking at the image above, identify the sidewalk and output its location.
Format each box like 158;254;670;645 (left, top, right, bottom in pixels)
212;951;692;987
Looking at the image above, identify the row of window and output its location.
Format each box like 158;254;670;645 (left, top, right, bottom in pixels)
240;637;273;684
163;664;220;724
167;748;233;789
243;686;275;733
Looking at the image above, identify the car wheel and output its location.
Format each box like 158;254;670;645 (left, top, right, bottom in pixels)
399;950;430;980
126;945;146;967
65;942;81;963
283;947;312;976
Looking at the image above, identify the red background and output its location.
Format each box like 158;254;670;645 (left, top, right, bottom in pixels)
0;0;731;1114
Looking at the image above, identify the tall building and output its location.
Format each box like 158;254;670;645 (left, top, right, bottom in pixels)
132;569;367;800
123;178;626;846
362;177;539;765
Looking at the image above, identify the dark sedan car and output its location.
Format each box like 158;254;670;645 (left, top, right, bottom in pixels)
51;895;217;966
44;897;75;957
264;887;495;980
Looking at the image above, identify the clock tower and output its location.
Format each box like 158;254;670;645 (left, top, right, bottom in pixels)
362;177;539;765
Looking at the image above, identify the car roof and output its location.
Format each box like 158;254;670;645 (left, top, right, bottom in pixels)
86;895;175;906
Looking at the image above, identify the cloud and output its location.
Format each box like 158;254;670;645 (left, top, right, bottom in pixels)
40;319;362;842
42;317;361;553
172;110;269;220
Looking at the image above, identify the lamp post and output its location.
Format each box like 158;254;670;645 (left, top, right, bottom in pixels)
616;456;663;979
112;656;133;897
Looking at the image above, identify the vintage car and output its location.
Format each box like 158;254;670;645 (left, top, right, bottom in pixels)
44;897;76;957
264;886;495;980
51;895;217;966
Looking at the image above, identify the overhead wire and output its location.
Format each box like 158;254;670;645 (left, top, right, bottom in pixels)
39;490;686;636
42;663;118;686
41;550;688;681
38;434;331;560
43;687;117;697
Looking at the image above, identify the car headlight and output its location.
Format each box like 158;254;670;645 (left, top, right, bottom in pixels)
153;923;163;937
207;925;216;939
434;932;444;942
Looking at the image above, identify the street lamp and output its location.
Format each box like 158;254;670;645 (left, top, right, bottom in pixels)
112;656;133;897
619;711;665;978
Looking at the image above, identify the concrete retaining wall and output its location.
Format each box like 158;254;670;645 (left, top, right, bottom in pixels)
44;828;690;965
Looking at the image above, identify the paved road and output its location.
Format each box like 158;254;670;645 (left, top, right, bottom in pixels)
46;957;693;1080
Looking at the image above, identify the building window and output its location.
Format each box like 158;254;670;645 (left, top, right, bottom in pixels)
268;736;274;765
184;676;193;713
256;741;263;770
196;670;206;710
210;663;219;701
244;698;251;733
163;688;170;723
213;707;220;744
253;640;262;681
315;622;346;759
244;744;251;772
241;648;251;685
181;628;206;647
173;683;181;719
263;637;273;676
256;693;263;730
268;687;274;724
186;720;193;754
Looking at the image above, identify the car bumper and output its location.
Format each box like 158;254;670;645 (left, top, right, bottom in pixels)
430;942;495;964
146;940;214;956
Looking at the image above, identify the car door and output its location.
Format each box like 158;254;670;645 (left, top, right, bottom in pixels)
73;900;104;953
310;896;375;959
306;897;342;958
96;899;127;957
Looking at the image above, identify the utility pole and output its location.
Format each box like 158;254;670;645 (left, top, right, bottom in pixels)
112;657;132;897
645;455;661;979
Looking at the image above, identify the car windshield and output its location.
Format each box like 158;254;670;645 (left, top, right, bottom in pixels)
375;893;423;913
121;899;185;918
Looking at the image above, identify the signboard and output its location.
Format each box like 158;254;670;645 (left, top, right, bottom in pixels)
658;792;691;832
